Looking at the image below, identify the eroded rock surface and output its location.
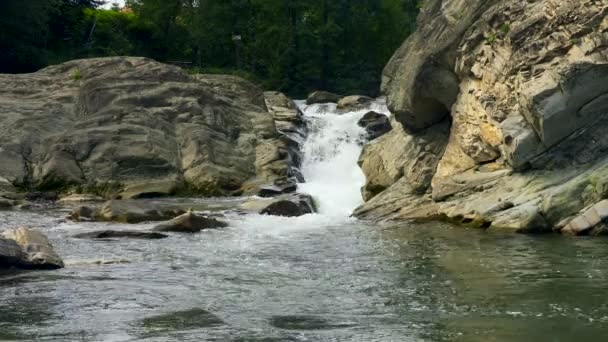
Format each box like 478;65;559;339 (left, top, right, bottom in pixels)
357;0;608;234
0;57;291;198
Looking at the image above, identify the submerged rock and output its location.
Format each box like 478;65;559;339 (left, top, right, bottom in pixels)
1;227;64;269
357;111;392;141
142;308;225;332
73;230;168;240
306;91;341;105
152;211;228;233
260;193;316;217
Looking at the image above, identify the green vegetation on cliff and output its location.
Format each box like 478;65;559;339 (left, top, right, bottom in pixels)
0;0;419;96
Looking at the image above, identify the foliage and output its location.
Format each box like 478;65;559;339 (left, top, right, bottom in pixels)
0;0;420;96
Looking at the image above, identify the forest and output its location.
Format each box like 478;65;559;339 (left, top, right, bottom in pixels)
0;0;419;96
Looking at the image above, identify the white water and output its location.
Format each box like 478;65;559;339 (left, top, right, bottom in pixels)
294;99;391;218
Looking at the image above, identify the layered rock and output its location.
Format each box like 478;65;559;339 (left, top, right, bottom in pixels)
357;0;608;234
0;57;291;198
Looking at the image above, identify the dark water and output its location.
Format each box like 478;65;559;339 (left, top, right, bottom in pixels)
1;204;608;341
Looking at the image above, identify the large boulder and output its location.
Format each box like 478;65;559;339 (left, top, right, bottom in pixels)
356;0;608;234
0;57;289;198
1;228;64;269
260;193;316;217
152;211;228;233
357;111;392;141
306;91;341;105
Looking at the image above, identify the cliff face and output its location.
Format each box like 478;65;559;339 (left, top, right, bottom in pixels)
0;57;301;199
357;0;608;235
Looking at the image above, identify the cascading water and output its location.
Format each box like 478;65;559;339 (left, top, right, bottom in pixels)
294;99;391;218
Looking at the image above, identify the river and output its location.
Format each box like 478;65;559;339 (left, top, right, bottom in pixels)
1;100;607;341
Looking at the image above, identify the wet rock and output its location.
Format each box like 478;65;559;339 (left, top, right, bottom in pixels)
337;95;373;111
0;237;28;268
357;111;392;141
73;230;168;240
258;182;297;198
260;193;316;217
152;211;228;233
306;91;341;105
1;227;64;269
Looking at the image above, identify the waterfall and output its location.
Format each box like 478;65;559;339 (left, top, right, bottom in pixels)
294;99;390;217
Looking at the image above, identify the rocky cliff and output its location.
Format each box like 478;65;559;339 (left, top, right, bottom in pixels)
0;57;302;199
356;0;608;235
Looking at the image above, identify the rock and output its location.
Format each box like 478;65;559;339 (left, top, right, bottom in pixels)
306;91;341;105
69;205;96;221
561;200;608;236
1;227;64;269
58;194;104;204
357;111;392;141
0;237;28;268
336;95;373;111
67;200;188;224
0;198;15;209
152;211;228;233
73;230;168;240
257;182;297;198
260;193;316;217
25;192;58;202
0;176;15;193
0;57;289;197
356;0;608;235
96;200;186;224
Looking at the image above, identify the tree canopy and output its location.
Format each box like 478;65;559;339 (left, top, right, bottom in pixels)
0;0;419;96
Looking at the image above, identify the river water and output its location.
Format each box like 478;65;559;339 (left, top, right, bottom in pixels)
1;101;608;341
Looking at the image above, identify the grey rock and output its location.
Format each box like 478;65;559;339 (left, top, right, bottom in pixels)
1;227;64;269
306;91;341;105
0;57;289;198
337;95;373;111
260;193;317;217
152;211;228;233
357;111;392;141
